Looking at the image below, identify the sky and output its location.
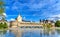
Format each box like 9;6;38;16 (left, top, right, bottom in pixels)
2;0;60;22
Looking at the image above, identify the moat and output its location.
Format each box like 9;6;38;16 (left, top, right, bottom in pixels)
0;28;60;37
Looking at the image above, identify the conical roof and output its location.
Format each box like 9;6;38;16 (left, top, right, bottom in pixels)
17;13;22;22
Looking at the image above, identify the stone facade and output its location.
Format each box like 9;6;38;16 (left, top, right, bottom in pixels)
9;14;55;28
10;14;43;28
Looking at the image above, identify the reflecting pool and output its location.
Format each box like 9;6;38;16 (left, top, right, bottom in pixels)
0;30;16;37
0;28;60;37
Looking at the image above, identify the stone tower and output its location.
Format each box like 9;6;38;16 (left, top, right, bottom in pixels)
17;14;22;22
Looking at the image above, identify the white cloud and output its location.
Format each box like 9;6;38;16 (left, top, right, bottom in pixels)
48;14;60;21
51;14;60;17
3;13;7;17
29;3;45;10
5;6;10;9
24;17;25;19
48;18;55;20
28;0;58;10
10;18;15;21
0;17;2;20
58;19;60;20
12;6;18;10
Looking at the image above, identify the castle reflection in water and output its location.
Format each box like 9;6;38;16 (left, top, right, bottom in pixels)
0;28;57;37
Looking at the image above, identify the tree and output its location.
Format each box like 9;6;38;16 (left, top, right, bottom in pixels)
0;0;5;20
0;1;4;15
0;22;8;29
3;22;8;28
43;23;52;29
55;20;60;27
0;23;3;29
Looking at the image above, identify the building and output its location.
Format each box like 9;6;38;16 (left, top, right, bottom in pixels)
10;14;43;28
40;19;55;27
9;14;55;28
0;14;55;28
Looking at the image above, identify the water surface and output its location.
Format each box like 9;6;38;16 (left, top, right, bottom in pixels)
0;28;60;37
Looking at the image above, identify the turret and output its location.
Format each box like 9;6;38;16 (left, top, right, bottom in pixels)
17;14;22;22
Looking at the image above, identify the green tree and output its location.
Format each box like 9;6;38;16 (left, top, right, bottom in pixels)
0;0;5;20
3;22;8;28
47;23;52;28
0;23;3;29
43;24;47;29
0;1;4;15
0;22;8;29
55;20;60;27
43;23;52;29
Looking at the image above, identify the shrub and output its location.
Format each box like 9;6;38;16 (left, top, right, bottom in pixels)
0;22;8;29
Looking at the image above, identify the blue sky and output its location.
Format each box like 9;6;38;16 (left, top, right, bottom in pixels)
2;0;60;22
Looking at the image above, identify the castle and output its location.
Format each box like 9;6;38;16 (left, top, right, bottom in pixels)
9;14;55;28
0;14;55;28
10;14;42;28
